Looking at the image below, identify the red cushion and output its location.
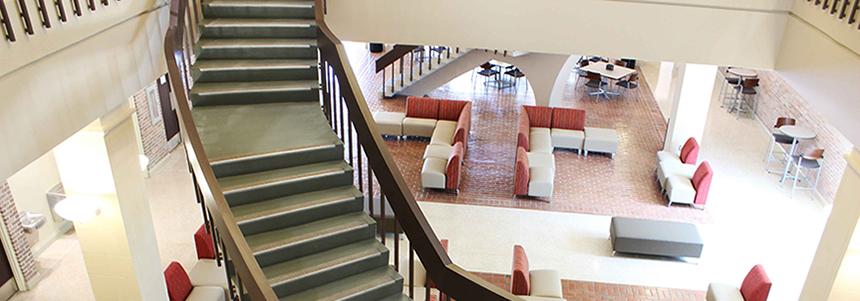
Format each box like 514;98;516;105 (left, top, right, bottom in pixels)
446;143;464;190
523;105;553;128
511;245;530;295
551;108;586;131
438;99;468;121
194;225;216;260
691;162;713;206
740;265;772;301
680;138;699;165
454;103;471;148
164;262;192;301
405;96;439;119
517;113;531;151
514;147;530;196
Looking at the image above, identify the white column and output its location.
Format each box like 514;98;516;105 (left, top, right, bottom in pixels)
653;62;675;120
53;102;167;301
663;63;719;151
800;149;860;301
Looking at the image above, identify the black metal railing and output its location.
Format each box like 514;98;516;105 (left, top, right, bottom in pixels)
375;44;461;98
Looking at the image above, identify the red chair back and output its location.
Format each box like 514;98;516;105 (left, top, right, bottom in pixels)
523;105;553;128
740;265;772;301
517;113;530;151
511;245;530;295
194;224;216;260
691;162;713;206
405;96;439;119
164;262;192;301
680;138;699;165
446;143;464;190
438;99;468;121
514;147;530;195
551;107;586;131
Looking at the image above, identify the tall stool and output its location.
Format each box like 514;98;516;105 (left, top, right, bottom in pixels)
764;117;797;173
787;148;825;196
731;78;759;118
719;68;741;108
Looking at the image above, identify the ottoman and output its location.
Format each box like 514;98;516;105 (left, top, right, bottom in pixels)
372;112;406;137
610;217;704;258
584;127;619;158
403;117;437;137
550;128;585;154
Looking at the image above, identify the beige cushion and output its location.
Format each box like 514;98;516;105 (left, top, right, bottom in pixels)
423;144;453;160
430;121;457;146
403;117;437;137
186;286;226;301
657;150;679;164
520;296;566;301
550;128;585;150
657;161;697;189
373;111;406;136
666;175;696;205
706;283;744;301
528;167;554;197
190;259;228;291
531;127;551;135
530;128;554;154
421;158;447;189
584;127;619;156
530;269;563;298
527;152;555;170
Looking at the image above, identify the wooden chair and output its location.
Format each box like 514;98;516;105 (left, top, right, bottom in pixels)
774;117;796;128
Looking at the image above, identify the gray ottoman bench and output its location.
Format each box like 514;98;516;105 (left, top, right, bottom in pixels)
584;127;619;158
610;217;704;258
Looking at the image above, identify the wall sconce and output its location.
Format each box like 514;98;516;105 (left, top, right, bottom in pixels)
54;196;102;223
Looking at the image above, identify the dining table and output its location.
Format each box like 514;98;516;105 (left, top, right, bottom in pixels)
777;125;817;182
580;61;637;98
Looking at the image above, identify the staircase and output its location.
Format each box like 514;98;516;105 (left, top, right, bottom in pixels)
379;46;471;98
191;1;407;299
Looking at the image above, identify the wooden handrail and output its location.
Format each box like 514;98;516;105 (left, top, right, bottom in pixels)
162;0;278;300
315;1;520;300
0;0;15;41
375;44;420;72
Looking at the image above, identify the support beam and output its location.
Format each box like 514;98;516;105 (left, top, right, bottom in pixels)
663;64;719;151
801;149;860;301
52;103;167;301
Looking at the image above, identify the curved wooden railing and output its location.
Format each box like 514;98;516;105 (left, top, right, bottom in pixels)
162;0;277;299
315;1;519;300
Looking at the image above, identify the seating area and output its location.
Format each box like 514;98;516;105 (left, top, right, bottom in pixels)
163;225;228;301
656;138;713;209
707;265;772;301
511;245;566;301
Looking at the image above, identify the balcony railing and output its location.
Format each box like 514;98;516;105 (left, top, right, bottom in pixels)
808;0;860;30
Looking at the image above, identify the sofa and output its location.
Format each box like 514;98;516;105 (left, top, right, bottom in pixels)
511;245;566;301
190;225;228;293
402;96;472;148
657;137;699;190
707;265;771;301
517;105;619;158
421;142;464;191
515;147;555;198
164;261;226;301
665;161;713;208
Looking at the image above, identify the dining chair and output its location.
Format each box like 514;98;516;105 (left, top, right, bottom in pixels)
474;61;500;86
787;148;825;196
584;72;605;95
616;73;639;95
504;67;527;89
575;60;590;86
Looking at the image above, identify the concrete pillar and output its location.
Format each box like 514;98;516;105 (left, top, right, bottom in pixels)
53;102;167;301
653;62;675;120
515;54;577;107
663;63;719;151
800;149;860;301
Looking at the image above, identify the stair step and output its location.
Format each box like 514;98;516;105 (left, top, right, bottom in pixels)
196;38;318;59
220;160;353;206
190;80;319;106
201;18;317;38
193;59;318;83
279;266;403;301
203;0;314;19
246;212;376;267
233;186;363;235
265;239;389;297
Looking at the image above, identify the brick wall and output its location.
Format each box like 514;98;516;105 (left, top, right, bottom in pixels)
132;80;172;171
750;70;854;203
0;181;38;284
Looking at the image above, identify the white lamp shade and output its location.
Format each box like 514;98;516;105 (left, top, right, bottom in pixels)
54;197;102;222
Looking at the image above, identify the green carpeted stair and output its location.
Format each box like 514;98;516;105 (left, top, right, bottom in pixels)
192;1;407;300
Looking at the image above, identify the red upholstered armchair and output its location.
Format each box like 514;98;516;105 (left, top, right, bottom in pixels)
517;112;531;151
514;147;530;196
445;143;464;190
194;225;216;260
692;162;713;206
741;265;772;301
680;137;699;164
454;102;471;149
405;96;439;119
511;245;564;299
164;262;194;301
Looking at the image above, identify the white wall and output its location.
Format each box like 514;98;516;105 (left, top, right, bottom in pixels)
325;0;789;68
0;3;169;182
5;151;68;254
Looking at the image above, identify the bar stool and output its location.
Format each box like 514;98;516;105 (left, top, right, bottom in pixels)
786;148;824;195
764;117;797;173
719;68;741;108
731;78;759;118
504;67;526;89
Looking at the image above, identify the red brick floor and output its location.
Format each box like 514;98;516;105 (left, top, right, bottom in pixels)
347;44;711;223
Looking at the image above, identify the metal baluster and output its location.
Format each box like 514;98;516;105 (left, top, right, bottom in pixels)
408;243;415;298
212;224;223;267
220;239;237;300
399;59;404;88
419;48;424;76
428;46;433;70
379;192;386;245
437;47;442;64
393;222;400;272
447;47;451;59
347;117;354;167
321;61;330;122
390;66;395;94
368;167;374;221
357;145;364;191
381;66;386;97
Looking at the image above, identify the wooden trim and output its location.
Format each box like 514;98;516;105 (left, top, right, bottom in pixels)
162;1;278;300
315;1;521;300
0;0;15;41
375;44;419;72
